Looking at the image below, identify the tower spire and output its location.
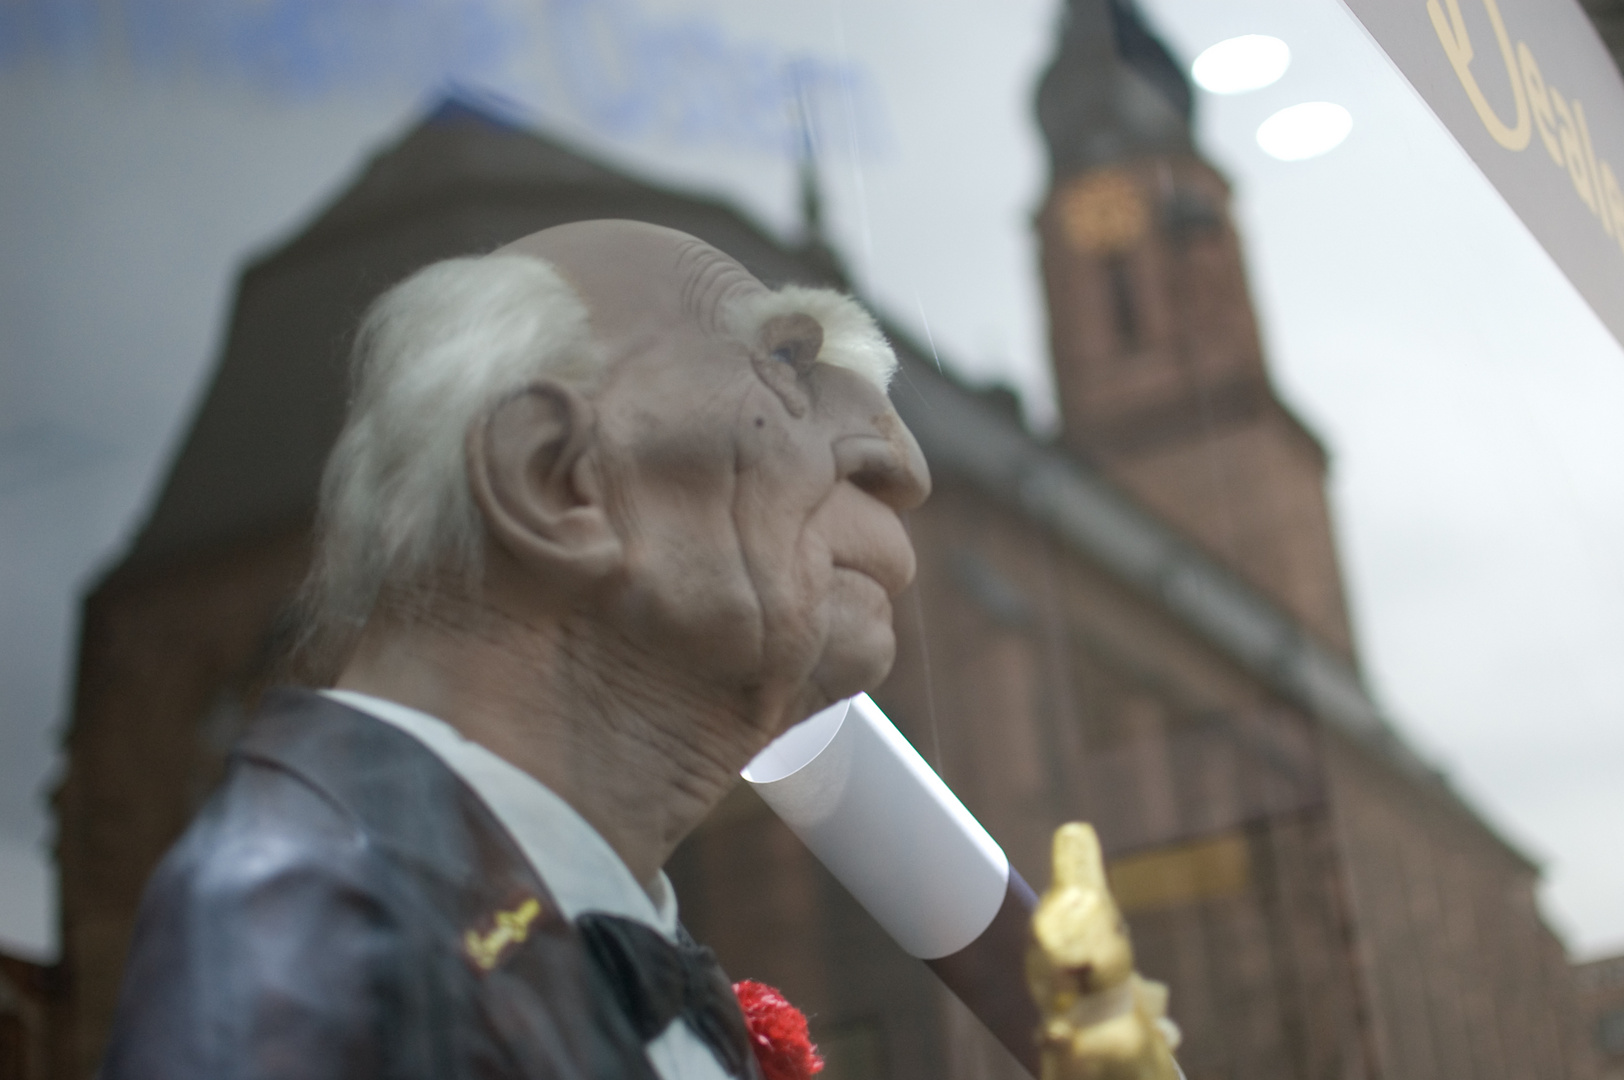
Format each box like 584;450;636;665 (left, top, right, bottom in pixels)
1032;0;1359;659
1035;0;1193;182
791;91;846;286
798;111;825;249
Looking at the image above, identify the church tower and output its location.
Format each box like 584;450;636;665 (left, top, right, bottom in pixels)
1035;0;1358;659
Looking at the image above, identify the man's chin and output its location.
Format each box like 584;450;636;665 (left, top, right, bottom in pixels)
806;620;897;714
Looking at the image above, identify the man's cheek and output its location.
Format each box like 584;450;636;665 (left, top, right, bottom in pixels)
808;569;897;700
615;541;763;675
748;525;831;629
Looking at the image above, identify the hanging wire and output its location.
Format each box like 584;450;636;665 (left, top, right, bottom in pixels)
827;0;876;270
913;293;946;376
905;512;946;774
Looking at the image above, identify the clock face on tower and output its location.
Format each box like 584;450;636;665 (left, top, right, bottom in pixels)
1058;169;1149;255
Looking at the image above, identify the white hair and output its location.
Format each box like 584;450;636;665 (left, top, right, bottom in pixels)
305;253;602;640
302;250;899;652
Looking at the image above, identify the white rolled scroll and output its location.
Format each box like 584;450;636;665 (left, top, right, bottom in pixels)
741;694;1010;961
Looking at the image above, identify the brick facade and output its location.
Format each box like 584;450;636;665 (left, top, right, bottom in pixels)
52;531;309;1080
1576;955;1624;1080
0;954;61;1080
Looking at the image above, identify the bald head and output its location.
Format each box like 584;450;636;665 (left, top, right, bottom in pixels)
501;220;898;391
501;221;767;348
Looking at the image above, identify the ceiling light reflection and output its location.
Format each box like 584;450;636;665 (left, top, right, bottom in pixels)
1191;35;1291;95
1256;102;1353;161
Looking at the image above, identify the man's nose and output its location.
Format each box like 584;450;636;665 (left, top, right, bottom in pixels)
833;414;931;512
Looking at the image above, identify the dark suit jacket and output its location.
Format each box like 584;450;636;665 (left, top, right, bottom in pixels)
102;687;736;1080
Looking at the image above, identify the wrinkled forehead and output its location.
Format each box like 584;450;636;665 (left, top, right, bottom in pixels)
498;220;767;346
498;220;897;390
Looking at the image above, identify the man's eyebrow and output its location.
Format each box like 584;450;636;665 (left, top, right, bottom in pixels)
675;239;763;334
727;285;898;391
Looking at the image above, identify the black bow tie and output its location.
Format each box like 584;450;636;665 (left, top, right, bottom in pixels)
576;912;753;1078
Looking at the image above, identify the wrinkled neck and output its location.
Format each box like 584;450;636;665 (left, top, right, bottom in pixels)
334;597;770;886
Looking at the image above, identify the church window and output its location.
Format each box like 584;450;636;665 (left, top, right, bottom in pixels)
1106;254;1138;352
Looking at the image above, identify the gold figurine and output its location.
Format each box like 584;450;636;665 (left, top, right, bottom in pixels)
1028;824;1182;1080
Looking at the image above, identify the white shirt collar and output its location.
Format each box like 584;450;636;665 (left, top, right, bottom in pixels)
320;688;680;939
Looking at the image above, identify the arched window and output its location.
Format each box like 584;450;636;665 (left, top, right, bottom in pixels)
1105;254;1138;353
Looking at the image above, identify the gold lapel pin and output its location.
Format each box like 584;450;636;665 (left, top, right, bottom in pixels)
465;896;543;971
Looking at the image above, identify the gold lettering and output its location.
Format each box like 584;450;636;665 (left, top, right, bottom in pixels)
1576;100;1611;234
1551;90;1600;214
1428;0;1531;150
1518;43;1564;166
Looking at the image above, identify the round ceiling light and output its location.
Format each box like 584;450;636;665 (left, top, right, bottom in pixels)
1256;102;1353;161
1191;35;1291;94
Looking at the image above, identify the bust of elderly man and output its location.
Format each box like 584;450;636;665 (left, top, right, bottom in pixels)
101;221;929;1080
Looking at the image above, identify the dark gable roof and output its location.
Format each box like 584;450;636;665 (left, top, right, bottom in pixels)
1035;0;1194;180
1108;0;1192;125
109;94;1526;866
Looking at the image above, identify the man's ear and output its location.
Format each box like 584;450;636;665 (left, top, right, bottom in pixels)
466;382;622;598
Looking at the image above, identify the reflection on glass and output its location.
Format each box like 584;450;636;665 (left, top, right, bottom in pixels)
1256;101;1354;161
1190;35;1291;95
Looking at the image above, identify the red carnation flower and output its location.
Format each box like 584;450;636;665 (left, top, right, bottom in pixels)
733;979;824;1080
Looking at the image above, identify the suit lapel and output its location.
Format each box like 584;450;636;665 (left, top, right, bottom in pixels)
238;688;660;1080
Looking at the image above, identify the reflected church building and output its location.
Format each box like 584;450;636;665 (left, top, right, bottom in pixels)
11;1;1603;1079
